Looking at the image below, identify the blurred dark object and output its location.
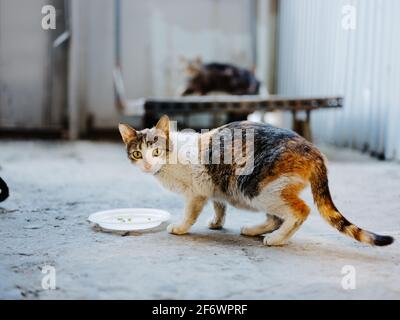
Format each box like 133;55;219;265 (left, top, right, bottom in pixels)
0;177;9;202
180;58;261;123
181;58;260;96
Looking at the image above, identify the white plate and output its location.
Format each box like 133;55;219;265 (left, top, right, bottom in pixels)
88;208;171;232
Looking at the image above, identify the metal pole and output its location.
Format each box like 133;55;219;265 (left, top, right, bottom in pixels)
68;0;80;139
115;0;122;68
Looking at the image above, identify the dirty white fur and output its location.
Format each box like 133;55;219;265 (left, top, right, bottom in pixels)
154;130;308;245
242;175;308;246
156;131;214;196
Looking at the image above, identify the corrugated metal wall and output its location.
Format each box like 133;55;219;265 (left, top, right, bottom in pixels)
277;0;400;161
0;0;68;130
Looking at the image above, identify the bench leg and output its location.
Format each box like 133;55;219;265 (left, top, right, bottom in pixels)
292;111;312;142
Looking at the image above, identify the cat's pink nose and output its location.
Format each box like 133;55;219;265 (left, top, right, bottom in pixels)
143;164;152;171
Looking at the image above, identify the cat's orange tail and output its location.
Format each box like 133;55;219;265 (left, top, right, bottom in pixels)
310;160;394;246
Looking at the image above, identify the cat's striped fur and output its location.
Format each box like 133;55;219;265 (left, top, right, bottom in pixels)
119;116;393;246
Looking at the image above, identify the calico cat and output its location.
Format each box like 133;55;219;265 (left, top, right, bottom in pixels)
118;116;394;247
0;177;9;202
181;58;261;96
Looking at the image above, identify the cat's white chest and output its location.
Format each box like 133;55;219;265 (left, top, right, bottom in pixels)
156;164;193;194
154;131;214;197
156;163;213;197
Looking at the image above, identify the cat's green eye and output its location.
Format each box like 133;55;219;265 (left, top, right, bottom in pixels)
131;151;142;160
153;148;162;157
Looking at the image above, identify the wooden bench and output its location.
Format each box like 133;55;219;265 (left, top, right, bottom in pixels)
114;68;342;141
139;95;343;141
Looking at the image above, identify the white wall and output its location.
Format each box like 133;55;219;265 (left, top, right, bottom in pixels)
76;0;255;129
73;0;116;130
277;0;400;161
256;0;277;92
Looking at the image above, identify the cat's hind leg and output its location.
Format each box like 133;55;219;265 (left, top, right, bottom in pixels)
208;201;226;230
167;196;208;235
262;184;310;246
263;214;306;246
240;214;282;236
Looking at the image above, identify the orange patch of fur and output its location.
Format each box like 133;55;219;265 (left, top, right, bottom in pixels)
259;137;325;191
281;182;310;220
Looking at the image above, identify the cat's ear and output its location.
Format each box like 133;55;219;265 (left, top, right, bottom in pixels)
185;57;202;76
179;55;188;66
118;123;137;145
194;56;203;66
155;115;170;137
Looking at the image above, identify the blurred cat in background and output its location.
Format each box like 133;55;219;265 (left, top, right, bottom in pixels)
180;57;266;96
179;57;268;123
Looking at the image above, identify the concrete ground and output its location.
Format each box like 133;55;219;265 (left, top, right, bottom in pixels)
0;140;399;299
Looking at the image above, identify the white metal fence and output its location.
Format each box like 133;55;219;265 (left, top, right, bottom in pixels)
276;0;400;161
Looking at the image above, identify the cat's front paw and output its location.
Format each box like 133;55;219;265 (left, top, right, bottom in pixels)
167;223;189;235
